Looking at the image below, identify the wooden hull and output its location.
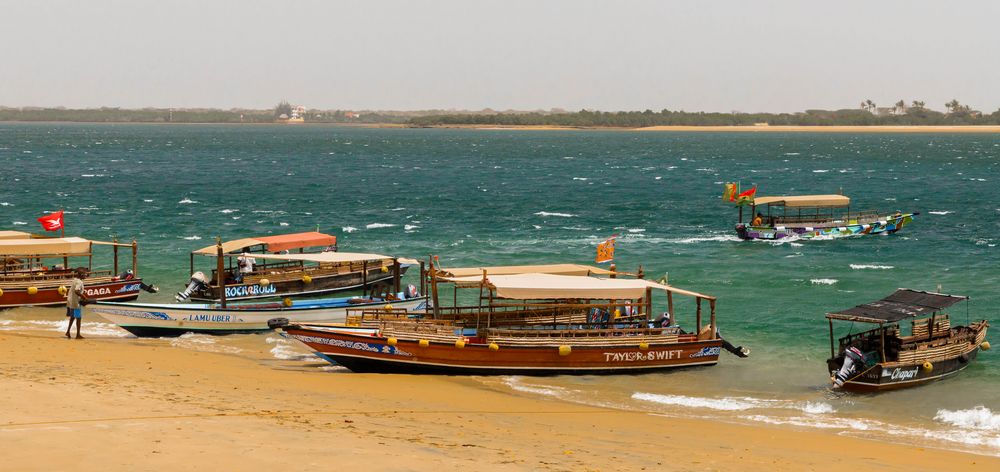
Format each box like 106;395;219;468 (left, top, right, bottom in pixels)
828;323;988;393
91;296;428;337
283;325;723;375
830;348;980;393
190;267;407;302
736;212;915;241
0;278;146;309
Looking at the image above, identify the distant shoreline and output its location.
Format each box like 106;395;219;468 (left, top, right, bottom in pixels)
3;121;1000;132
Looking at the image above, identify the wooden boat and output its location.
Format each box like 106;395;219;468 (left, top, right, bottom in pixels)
279;261;738;375
825;289;989;393
0;233;157;309
92;293;428;337
733;194;917;240
177;232;413;302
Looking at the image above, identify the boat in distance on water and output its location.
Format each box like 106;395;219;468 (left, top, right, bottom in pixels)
278;260;747;375
826;288;989;393
722;187;917;240
176;231;412;303
0;232;157;309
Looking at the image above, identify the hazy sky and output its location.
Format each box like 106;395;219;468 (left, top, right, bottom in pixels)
3;1;999;112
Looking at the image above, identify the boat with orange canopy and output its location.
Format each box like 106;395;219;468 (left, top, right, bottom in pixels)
176;231;414;303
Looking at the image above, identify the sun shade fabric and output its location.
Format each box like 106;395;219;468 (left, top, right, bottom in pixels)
826;289;968;323
0;237;92;256
439;264;614;278
753;195;850;208
0;231;36;240
443;273;715;300
192;232;337;255
243;252;394;264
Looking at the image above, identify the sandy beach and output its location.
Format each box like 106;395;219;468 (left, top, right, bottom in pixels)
1;330;996;471
634;125;1000;133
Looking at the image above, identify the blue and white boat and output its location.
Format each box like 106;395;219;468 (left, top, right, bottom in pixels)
91;293;428;337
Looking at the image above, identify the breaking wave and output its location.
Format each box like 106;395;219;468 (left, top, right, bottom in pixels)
534;211;577;218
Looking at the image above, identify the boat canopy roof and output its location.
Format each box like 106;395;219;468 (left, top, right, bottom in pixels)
437;263;614;278
0;237;93;256
192;231;338;255
826;289;968;324
754;195;850;208
443;273;715;301
0;230;37;240
243;252;399;264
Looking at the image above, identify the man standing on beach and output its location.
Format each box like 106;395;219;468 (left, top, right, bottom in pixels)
65;269;87;339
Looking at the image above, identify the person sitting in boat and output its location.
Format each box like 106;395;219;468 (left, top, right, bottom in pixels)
751;212;764;227
236;250;256;282
651;311;673;329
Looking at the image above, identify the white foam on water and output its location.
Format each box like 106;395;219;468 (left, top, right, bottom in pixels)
219;209;238;214
633;392;756;411
572;177;589;181
12;221;27;225
670;234;742;244
279;222;289;226
342;226;358;233
784;152;800;156
266;337;305;360
627;228;646;233
655;176;662;180
182;236;202;240
534;211;576;218
0;202;11;206
143;199;154;203
0;319;130;337
169;333;243;354
928;210;952;215
632;392;837;415
935;406;1000;431
390;207;406;211
404;224;420;231
850;264;894;270
177;198;198;204
810;278;838;285
812;169;829;173
502;377;572;398
366;223;396;229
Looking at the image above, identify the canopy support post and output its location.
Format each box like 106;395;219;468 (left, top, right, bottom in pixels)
696;297;702;333
113;238;119;275
131;239;137;275
829;318;835;358
216;237;226;308
709;298;716;337
429;257;440;318
419;261;426;297
392;258;401;294
667;290;674;321
645;287;653;321
362;260;368;297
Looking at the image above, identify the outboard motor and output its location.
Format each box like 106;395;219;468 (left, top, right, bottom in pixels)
406;284;419;299
833;346;865;387
175;271;208;301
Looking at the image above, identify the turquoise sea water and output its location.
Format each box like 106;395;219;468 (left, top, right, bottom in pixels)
2;123;998;453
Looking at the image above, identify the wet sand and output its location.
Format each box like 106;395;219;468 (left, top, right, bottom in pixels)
1;330;997;471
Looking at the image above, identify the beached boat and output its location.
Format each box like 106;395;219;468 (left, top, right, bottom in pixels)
732;194;916;240
92;293;428;337
279;261;746;375
176;232;413;302
0;232;157;309
826;289;989;393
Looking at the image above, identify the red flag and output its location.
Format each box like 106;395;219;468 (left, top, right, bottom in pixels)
736;186;757;200
37;210;64;232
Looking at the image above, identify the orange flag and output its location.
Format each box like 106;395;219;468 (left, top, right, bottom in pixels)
595;235;617;263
